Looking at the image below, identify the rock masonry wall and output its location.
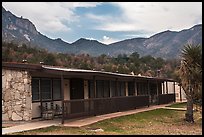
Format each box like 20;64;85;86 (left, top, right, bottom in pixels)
2;69;32;121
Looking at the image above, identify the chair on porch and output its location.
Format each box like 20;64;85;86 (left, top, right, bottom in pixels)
39;102;55;120
55;104;62;117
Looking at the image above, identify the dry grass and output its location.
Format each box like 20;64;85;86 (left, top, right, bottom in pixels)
166;102;187;108
12;108;202;135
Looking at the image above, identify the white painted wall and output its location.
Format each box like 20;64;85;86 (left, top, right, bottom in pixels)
64;79;70;100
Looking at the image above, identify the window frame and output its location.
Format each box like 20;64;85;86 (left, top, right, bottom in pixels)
31;77;62;103
40;78;52;101
52;79;62;101
31;78;40;102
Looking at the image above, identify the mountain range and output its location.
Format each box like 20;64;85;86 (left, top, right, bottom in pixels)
2;6;202;59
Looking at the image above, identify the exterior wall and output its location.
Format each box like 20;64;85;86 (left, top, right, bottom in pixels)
175;82;187;102
2;69;32;121
64;79;70;100
32;102;41;118
166;82;186;102
167;81;174;94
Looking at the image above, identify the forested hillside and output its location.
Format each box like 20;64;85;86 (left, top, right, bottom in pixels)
2;42;180;79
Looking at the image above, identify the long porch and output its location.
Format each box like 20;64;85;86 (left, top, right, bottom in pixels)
30;66;176;124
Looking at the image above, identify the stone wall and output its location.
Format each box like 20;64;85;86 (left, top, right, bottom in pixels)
2;69;32;121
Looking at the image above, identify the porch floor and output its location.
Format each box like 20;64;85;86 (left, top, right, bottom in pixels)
2;103;171;135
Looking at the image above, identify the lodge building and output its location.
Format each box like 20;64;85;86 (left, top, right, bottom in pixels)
2;62;177;124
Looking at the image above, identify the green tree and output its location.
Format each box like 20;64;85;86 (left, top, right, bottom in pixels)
178;44;202;123
43;53;57;65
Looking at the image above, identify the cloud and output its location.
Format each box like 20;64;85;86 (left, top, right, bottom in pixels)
2;2;75;33
84;37;96;40
100;36;119;44
91;2;202;33
2;2;202;43
2;2;101;33
72;2;102;8
85;13;108;21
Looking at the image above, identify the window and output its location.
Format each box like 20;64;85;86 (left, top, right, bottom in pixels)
103;81;110;98
41;79;52;100
31;79;40;101
53;79;61;100
96;80;103;98
128;81;135;96
116;81;125;97
119;81;125;96
88;80;95;98
111;81;116;97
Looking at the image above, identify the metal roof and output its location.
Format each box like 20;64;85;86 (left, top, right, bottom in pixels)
2;62;176;82
42;65;175;82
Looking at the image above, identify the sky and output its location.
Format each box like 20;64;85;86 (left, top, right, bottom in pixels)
2;2;202;44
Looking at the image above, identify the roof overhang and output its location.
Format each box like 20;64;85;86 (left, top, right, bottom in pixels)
2;62;177;82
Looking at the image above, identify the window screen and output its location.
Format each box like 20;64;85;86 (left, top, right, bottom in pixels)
41;79;52;100
53;79;61;100
103;81;110;98
89;80;95;98
128;81;135;96
120;81;125;96
111;81;116;97
31;79;40;101
96;80;103;98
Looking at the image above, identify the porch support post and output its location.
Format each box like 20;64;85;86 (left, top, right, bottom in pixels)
39;79;43;118
162;82;165;94
61;73;64;124
147;80;150;96
147;80;150;107
179;84;182;102
125;82;128;96
173;82;176;102
93;76;96;98
109;80;112;97
156;80;159;105
134;79;138;96
166;81;168;94
156;81;159;96
116;78;118;96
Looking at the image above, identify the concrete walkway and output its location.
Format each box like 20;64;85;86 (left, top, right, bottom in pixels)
162;107;187;111
2;119;61;135
63;104;168;127
2;103;172;135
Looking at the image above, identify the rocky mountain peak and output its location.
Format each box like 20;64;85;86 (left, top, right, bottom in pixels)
2;7;38;36
2;6;202;59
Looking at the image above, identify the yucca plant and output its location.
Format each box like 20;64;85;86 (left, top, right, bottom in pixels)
178;44;202;123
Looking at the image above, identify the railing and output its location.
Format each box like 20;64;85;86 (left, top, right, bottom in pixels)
63;95;149;119
158;93;175;105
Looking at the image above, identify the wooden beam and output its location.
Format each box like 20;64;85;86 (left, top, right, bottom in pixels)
173;82;176;102
125;82;128;96
134;79;138;96
147;81;150;96
147;80;150;107
156;81;159;96
180;84;182;102
116;78;118;96
109;80;112;97
61;73;64;124
93;76;96;98
39;79;42;118
156;80;159;105
166;81;168;94
162;82;165;94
